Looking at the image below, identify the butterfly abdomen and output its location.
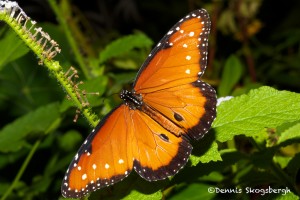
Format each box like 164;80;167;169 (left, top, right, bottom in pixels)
139;103;185;137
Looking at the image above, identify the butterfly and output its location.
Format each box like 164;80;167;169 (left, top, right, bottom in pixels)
61;8;217;198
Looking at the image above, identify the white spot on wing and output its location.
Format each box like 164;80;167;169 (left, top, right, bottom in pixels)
189;31;195;37
185;69;191;74
118;159;124;164
167;30;173;35
92;164;97;170
105;163;110;169
82;174;87;180
186;55;191;60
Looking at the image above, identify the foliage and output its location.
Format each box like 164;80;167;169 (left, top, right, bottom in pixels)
0;0;300;200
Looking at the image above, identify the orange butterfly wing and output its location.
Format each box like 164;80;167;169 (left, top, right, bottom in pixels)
130;108;192;181
61;105;192;198
134;9;210;92
134;9;216;140
62;9;216;198
61;105;134;198
141;81;216;140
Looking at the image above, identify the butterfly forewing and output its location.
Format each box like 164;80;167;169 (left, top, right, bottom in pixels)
62;8;216;199
61;105;134;198
133;9;216;140
133;9;211;93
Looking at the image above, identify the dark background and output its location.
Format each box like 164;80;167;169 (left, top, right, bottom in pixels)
17;0;300;92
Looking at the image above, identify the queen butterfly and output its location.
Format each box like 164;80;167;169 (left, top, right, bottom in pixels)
61;8;217;198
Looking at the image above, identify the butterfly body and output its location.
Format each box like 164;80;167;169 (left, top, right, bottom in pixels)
62;9;216;198
120;90;143;109
121;89;185;136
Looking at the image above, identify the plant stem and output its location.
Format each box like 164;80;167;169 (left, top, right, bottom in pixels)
0;6;99;127
227;139;238;173
1;140;41;200
47;0;91;79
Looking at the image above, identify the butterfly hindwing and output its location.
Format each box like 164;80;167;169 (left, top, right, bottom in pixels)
142;80;216;140
130;110;192;181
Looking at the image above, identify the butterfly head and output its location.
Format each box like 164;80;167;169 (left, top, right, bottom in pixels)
120;90;143;110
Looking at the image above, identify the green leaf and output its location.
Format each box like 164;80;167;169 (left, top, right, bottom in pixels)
169;183;216;200
0;182;10;196
0;29;29;70
274;156;292;169
218;55;243;96
89;173;165;200
275;192;299;200
199;171;224;182
113;58;138;70
0;103;61;152
277;123;300;145
107;72;137;95
190;141;222;166
286;153;300;183
0;150;27;169
99;33;153;64
213;86;300;142
122;190;162;200
58;130;83;152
